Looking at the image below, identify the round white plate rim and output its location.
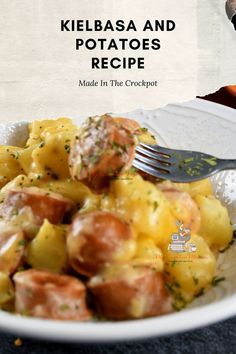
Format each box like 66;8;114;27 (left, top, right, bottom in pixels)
171;97;236;121
120;97;236;123
0;293;236;343
0;98;235;342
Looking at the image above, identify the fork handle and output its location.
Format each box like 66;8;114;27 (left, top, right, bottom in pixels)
220;159;236;170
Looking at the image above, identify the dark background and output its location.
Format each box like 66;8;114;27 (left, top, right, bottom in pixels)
0;87;235;354
1;316;236;354
199;85;236;109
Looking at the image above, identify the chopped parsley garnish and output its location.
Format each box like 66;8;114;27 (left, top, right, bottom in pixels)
140;127;148;132
88;154;100;165
39;142;45;148
10;152;19;160
60;304;70;311
64;144;71;153
153;201;158;212
183;157;194;164
212;276;225;287
201;157;217;166
219;239;235;253
195;287;205;298
166;283;187;311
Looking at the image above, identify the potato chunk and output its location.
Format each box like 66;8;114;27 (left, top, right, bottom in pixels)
0;272;15;309
0;146;23;188
101;174;177;246
195;195;233;249
131;237;164;272
26;220;67;273
164;234;216;304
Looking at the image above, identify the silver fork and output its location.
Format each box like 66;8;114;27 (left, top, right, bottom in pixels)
133;143;236;182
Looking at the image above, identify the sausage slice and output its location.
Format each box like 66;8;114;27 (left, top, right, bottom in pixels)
1;187;75;226
158;185;201;233
69;115;135;189
88;265;172;320
113;117;141;135
67;211;136;277
13;269;92;321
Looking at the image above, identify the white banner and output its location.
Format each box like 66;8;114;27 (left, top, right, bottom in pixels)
0;0;235;121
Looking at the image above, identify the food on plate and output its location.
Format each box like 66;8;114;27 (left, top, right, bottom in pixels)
0;115;233;321
0;222;25;274
158;185;201;233
26;220;67;273
67;211;136;277
0;147;24;188
1;187;74;226
100;174;177;246
69;115;136;189
163;234;216;307
13;269;92;320
88;265;172;320
0;272;14;310
194;195;232;249
0;187;74;238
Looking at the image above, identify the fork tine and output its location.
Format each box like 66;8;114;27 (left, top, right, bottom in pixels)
133;158;170;180
136;145;173;164
134;153;170;172
139;143;175;157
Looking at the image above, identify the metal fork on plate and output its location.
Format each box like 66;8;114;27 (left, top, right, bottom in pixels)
133;143;236;182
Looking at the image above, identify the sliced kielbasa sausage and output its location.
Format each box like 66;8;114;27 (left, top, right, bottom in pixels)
1;187;75;226
13;269;92;320
67;211;136;277
69;115;135;189
158;185;201;233
88;265;172;320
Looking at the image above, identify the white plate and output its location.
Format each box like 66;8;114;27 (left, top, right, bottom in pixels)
0;98;236;343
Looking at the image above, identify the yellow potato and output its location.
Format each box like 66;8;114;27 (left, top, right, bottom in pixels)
1;175;32;195
164;234;216;305
113;237;137;263
189;179;213;197
0;146;23;188
0;174;42;206
158;179;213;197
26;220;67;273
131;236;164;271
27;118;74;146
195;195;233;249
32;132;74;179
23;118;77;179
137;131;156;145
0;272;14;309
37;179;98;206
18;145;38;174
101;174;178;246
